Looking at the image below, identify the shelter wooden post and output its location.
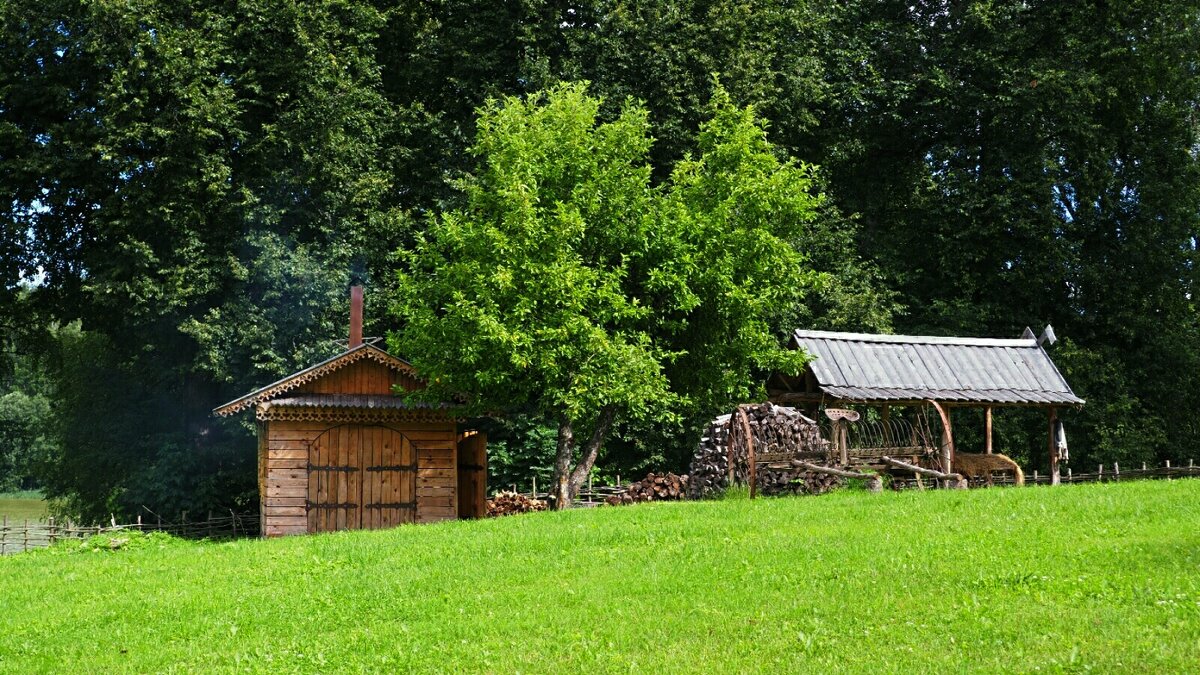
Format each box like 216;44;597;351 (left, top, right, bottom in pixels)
838;421;849;466
881;404;892;445
1048;407;1060;485
985;407;993;454
926;399;954;479
738;406;757;499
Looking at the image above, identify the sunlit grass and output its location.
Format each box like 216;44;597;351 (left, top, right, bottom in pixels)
1;481;1197;672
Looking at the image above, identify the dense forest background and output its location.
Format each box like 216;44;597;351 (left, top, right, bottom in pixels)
2;0;1197;520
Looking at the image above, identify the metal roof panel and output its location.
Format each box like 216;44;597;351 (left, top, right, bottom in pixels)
793;329;1084;406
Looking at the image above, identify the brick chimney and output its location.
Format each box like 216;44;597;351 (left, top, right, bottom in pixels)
349;285;363;348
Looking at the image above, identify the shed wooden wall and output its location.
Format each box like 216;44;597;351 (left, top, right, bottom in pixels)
257;355;460;537
262;420;458;537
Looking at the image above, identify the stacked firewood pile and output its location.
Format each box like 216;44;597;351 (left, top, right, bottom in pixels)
486;491;548;517
757;464;844;496
605;472;688;505
688;402;832;499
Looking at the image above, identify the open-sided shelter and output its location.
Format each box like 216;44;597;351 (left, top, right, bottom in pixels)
214;287;487;536
767;327;1083;483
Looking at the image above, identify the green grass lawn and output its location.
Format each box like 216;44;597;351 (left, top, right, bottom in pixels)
1;481;1198;672
0;491;47;523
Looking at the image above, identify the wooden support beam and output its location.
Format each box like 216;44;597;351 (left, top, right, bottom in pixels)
985;406;993;454
881;404;891;446
1048;407;1060;485
792;460;875;479
738;406;756;500
792;461;882;493
881;455;967;489
839;421;849;466
925;399;954;475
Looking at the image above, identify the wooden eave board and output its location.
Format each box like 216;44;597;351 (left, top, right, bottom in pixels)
213;343;419;417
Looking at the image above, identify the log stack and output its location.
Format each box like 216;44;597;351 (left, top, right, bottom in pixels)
486;491;548;517
605;472;688;505
688;402;832;499
757;465;844;496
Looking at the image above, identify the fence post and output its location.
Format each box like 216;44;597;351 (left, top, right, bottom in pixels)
1068;468;1073;482
1098;464;1103;481
23;519;28;553
1114;462;1119;481
48;517;56;547
137;514;142;531
1033;470;1038;483
1;514;6;555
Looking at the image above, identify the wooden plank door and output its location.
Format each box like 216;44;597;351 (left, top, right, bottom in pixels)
308;426;361;532
457;432;487;519
363;427;416;528
416;438;457;523
307;425;416;533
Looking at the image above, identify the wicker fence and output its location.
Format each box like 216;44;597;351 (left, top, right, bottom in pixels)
0;512;260;555
573;460;1199;497
884;460;1199;489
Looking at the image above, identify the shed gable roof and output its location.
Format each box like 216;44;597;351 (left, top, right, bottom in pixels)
791;329;1084;406
213;343;418;417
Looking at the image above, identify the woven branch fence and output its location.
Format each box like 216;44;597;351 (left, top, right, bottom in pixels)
887;460;1199;489
0;512;260;555
564;460;1200;499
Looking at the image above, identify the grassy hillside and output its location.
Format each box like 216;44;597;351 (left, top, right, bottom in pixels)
1;481;1198;672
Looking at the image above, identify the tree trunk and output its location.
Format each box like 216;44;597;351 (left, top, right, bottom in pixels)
550;417;574;510
567;407;616;500
548;408;616;510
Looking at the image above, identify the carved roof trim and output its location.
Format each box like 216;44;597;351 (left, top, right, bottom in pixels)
213;344;419;417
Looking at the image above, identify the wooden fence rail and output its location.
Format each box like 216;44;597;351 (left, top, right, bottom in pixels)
575;460;1199;499
0;513;260;555
890;461;1200;490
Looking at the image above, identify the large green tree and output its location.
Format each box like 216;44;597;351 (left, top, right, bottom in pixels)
805;1;1200;468
6;0;1198;513
390;83;871;505
0;0;401;520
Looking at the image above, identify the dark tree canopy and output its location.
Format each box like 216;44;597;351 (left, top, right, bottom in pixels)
2;0;1197;517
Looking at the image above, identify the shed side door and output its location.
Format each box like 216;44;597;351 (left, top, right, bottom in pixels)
457;432;487;519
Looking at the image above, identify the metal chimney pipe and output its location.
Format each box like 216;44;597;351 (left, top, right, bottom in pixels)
349;285;363;348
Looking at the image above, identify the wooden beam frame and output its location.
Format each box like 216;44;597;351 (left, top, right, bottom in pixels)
985;406;993;454
925;399;954;474
767;391;1081;410
1049;407;1060;485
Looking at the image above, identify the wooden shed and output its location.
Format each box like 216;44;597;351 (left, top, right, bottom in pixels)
214;288;487;536
768;327;1084;484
